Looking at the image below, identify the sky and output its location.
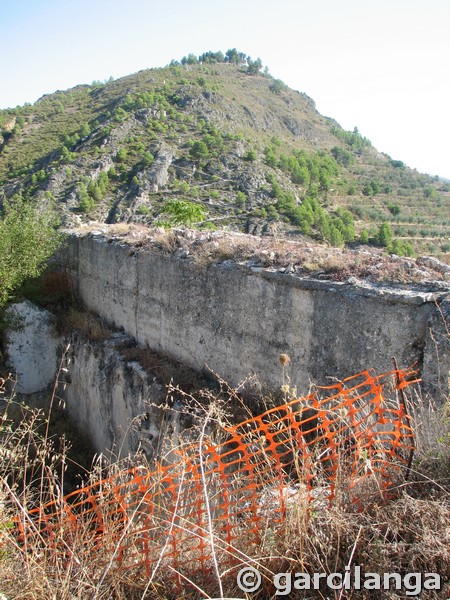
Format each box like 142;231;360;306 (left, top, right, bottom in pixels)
1;0;449;178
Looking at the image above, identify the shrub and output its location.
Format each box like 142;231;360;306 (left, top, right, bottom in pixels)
177;181;191;195
244;149;257;161
331;146;354;166
359;229;369;244
141;151;154;167
0;195;61;308
264;145;278;167
236;191;247;208
389;239;415;257
116;147;128;162
269;78;288;94
162;199;206;226
424;185;440;200
363;179;380;196
189;140;209;163
347;182;358;195
376;222;394;247
78;183;95;212
266;204;279;221
387;203;401;216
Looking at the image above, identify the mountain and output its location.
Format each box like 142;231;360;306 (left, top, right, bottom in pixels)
1;51;449;260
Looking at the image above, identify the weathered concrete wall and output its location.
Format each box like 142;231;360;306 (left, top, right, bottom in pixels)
62;233;450;400
5;299;187;459
63;333;170;459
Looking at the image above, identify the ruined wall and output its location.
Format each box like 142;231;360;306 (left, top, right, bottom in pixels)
62;233;450;400
63;333;171;459
5;301;187;459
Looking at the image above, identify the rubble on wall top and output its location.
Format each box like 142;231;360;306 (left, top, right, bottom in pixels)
68;223;450;293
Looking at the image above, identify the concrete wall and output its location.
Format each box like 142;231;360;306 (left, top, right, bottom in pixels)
5;300;189;459
62;233;450;401
63;333;175;459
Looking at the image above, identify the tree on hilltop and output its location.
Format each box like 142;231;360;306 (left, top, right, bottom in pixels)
199;51;225;64
181;53;199;65
225;48;240;64
247;57;263;75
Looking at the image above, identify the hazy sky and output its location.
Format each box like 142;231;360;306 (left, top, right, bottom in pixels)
1;0;449;178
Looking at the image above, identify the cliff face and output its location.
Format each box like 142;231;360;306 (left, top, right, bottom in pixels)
60;230;450;402
5;301;60;394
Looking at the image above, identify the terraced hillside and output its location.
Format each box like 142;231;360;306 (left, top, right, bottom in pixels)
1;52;449;260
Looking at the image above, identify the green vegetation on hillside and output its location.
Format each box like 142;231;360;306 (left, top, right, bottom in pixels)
1;49;449;261
158;199;206;227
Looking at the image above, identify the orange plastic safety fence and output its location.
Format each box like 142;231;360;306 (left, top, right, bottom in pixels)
13;367;417;587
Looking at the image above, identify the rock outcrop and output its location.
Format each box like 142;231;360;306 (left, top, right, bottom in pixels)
5;301;60;394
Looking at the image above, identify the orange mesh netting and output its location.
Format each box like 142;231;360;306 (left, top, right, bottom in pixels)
13;367;417;584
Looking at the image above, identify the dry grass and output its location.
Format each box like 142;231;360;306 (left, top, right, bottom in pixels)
1;372;449;599
118;345;210;395
58;306;113;341
69;225;450;286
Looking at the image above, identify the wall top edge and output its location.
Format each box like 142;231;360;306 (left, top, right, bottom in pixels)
65;229;450;305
